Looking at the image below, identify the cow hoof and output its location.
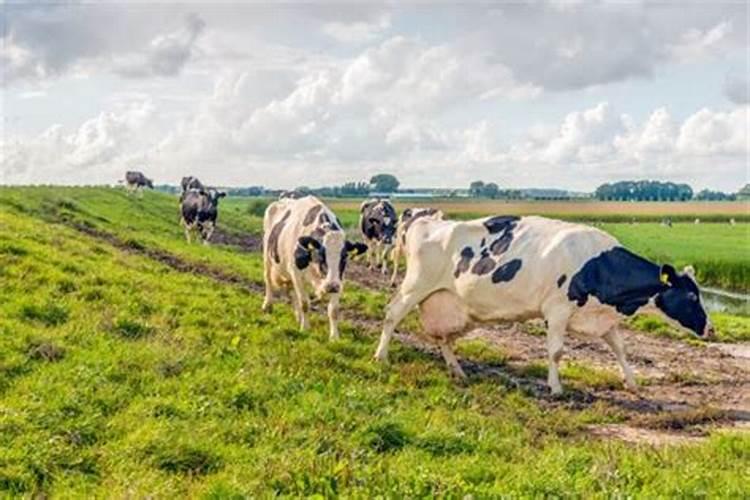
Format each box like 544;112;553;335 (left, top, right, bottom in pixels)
624;381;640;394
373;352;389;363
262;303;272;313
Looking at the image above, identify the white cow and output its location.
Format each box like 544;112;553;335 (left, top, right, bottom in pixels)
389;207;444;287
262;196;367;339
375;215;714;394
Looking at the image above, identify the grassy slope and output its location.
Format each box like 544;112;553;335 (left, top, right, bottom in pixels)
1;193;749;496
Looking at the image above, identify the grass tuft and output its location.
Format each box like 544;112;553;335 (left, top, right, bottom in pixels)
19;302;69;327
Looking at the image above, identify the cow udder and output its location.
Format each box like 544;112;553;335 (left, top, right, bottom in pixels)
419;290;468;342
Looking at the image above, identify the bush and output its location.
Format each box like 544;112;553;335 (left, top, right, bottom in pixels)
246;199;271;217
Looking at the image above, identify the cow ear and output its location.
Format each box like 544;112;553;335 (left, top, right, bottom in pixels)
218;191;227;198
682;265;695;278
298;236;321;251
346;241;368;256
402;208;412;219
660;264;678;286
294;246;311;270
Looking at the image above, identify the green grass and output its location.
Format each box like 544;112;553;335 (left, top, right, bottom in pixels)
603;223;749;293
1;187;749;496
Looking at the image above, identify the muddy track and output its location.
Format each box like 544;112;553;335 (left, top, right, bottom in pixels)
66;222;750;439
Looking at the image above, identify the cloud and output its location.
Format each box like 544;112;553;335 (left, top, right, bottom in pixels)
113;14;206;78
322;14;390;43
1;100;156;184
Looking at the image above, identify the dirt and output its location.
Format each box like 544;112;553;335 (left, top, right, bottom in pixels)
210;228;262;252
64;220;750;443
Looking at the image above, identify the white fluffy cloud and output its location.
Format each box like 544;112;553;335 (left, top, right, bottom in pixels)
2;101;156;184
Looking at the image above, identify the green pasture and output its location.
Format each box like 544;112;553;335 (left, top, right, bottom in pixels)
0;188;749;496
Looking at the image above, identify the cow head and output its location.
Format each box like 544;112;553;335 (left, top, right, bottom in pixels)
295;232;367;296
655;265;714;338
144;177;154;189
206;189;226;206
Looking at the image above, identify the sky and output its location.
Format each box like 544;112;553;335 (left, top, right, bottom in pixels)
1;1;748;191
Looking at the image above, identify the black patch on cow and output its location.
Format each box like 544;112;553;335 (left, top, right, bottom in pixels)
318;212;342;231
491;259;522;284
567;247;666;316
472;257;496;276
483;215;519;234
557;274;567;288
454;246;475;277
341;241;368;277
654;266;708;336
294;246;312;270
303;205;323;226
268;210;291;264
489;231;513;255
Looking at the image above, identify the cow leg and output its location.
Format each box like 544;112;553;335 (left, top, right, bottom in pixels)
380;246;390;275
439;342;466;379
262;266;274;313
545;314;568;395
375;290;427;361
290;273;310;331
389;244;401;287
202;221;215;245
367;241;376;270
602;328;637;392
327;293;341;340
181;218;192;243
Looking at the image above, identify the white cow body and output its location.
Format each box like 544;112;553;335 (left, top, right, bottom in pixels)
376;215;712;393
389;207;444;287
262;196;366;339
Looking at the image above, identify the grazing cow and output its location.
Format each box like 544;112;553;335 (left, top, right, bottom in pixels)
389;207;444;287
694;218;701;225
279;190;306;200
180;176;204;199
180;188;226;244
730;218;736;226
262;196;367;339
375;215;714;394
360;199;398;275
660;217;672;228
124;171;153;196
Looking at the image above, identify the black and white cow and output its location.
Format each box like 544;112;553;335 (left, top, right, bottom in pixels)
124;171;153;196
360;199;398;275
180;188;226;244
180;176;205;200
279;190;306;200
262;196;367;339
375;215;714;394
389;207;444;287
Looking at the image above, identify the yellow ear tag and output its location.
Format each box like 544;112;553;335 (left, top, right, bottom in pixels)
660;273;670;285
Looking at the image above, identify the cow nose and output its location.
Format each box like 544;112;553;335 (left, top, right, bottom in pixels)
704;324;716;339
324;283;341;294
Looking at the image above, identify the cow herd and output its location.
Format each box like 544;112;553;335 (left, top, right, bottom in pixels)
123;171;715;394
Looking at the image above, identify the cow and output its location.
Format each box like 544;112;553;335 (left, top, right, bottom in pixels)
124;171;153;196
180;176;205;200
180;188;226;244
660;217;672;228
360;199;398;275
279;190;306;200
374;215;714;394
389;207;444;287
730;218;736;226
262;196;367;340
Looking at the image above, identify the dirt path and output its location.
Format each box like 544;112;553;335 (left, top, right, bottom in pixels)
67;222;750;441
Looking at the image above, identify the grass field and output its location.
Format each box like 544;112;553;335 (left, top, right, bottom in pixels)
1;187;749;496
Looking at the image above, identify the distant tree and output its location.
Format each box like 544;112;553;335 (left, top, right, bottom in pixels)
737;184;750;200
481;182;500;199
469;180;485;197
370;174;400;193
694;189;736;201
595;180;693;201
